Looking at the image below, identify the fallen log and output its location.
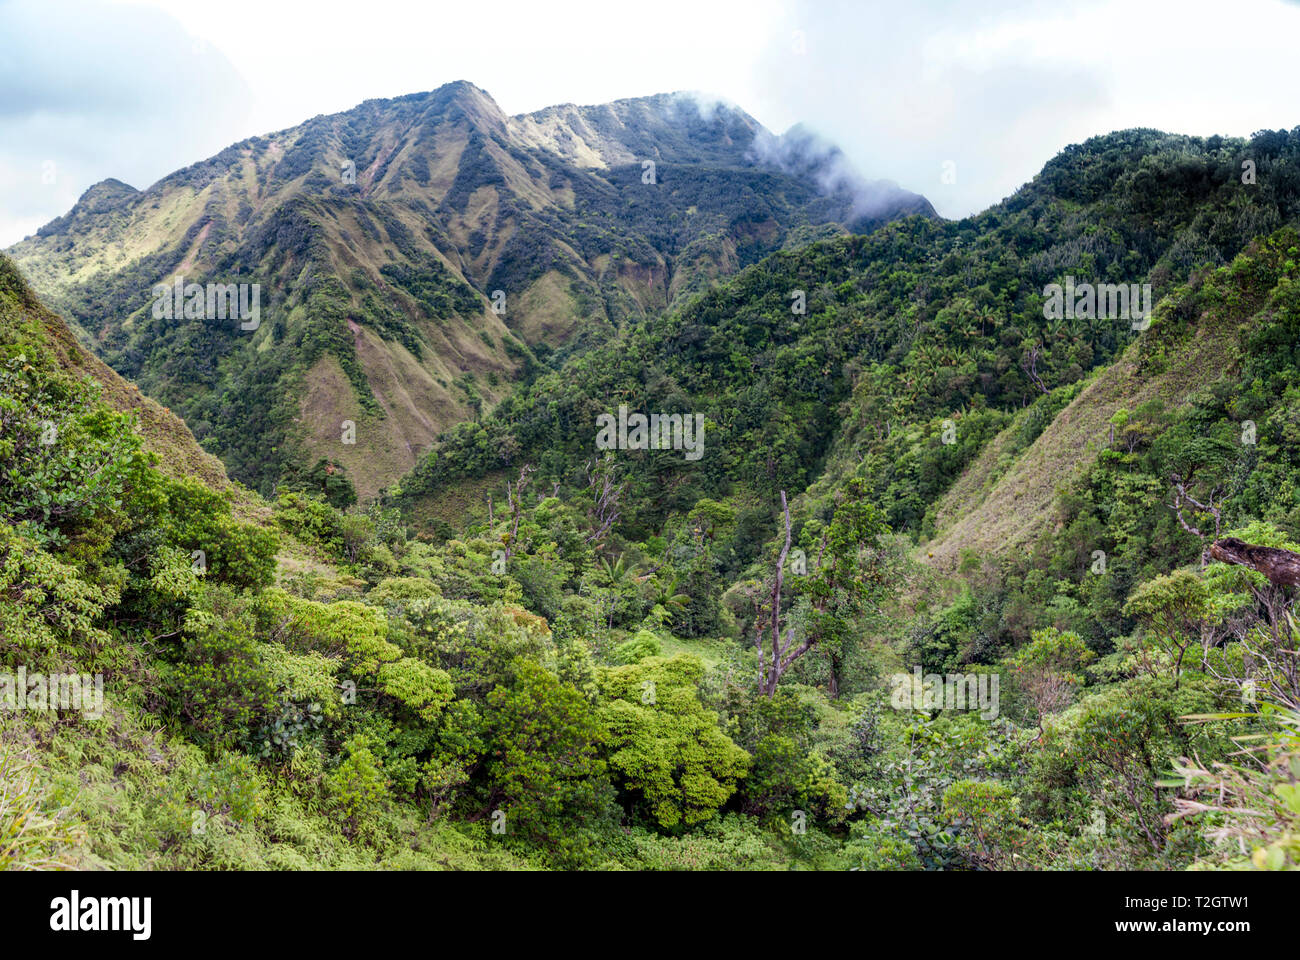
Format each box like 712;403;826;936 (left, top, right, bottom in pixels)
1208;538;1300;587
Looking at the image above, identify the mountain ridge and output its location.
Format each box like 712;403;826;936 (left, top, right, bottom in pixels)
7;81;933;500
394;124;1300;572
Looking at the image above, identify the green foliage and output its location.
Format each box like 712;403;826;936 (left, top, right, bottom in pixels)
724;688;848;823
847;713;1021;870
0;357;148;547
0;525;118;663
942;779;1029;869
1170;706;1300;871
279;458;358;510
613;628;662;665
274;490;372;563
376;657;454;721
325;735;390;836
9;122;1300;873
1029;673;1233;866
404;132;1300;544
1003;627;1095;730
402;597;550;698
139;474;278;589
258;589;399;673
0;739;85;870
598;655;750;829
797;477;890;692
842;822;922;871
257;645;342;718
482;661;613;857
163;615;278;752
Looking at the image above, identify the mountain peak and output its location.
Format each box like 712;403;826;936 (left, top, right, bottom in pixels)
76;177;138;209
422;79;501;112
33;178;138;238
340;80;507;135
509;90;762;169
8;83;936;498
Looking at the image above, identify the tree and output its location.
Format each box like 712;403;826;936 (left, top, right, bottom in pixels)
501;463;535;561
482;661;612;850
583;456;625;546
942;780;1029;870
1003;627;1094;736
1058;675;1228;858
598;655;750;828
278;458;356;510
751;479;889;696
1209;537;1300;588
593;552;637;631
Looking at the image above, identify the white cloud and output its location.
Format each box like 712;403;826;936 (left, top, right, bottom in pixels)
0;0;252;244
2;0;1299;244
753;0;1300;217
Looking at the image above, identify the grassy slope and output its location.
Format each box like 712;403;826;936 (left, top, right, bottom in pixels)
1;257;233;496
920;284;1242;574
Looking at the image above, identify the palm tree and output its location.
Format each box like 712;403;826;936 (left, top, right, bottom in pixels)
647;572;690;615
598;553;634;589
597;553;636;631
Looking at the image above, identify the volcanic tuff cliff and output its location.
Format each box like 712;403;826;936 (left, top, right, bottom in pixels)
6;81;933;500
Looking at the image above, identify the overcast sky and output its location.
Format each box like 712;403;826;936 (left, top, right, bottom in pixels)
2;0;1298;245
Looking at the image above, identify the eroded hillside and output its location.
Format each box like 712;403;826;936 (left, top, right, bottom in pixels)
7;83;932;501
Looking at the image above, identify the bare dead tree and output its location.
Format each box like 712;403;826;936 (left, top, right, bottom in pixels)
748;485;889;698
1209;538;1300;588
502;464;534;560
1021;343;1049;395
584;456;625;546
1169;474;1223;567
754;491;797;697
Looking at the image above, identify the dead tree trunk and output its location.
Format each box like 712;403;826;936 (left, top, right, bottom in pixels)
754;491;821;697
503;464;534;561
1021;343;1049;395
1209;538;1300;588
757;491;796;696
584;457;625;546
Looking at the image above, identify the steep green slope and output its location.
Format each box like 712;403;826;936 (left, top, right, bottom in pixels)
0;260;553;869
7;83;931;501
397;127;1300;550
0;256;233;495
921;302;1237;571
939;227;1300;654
